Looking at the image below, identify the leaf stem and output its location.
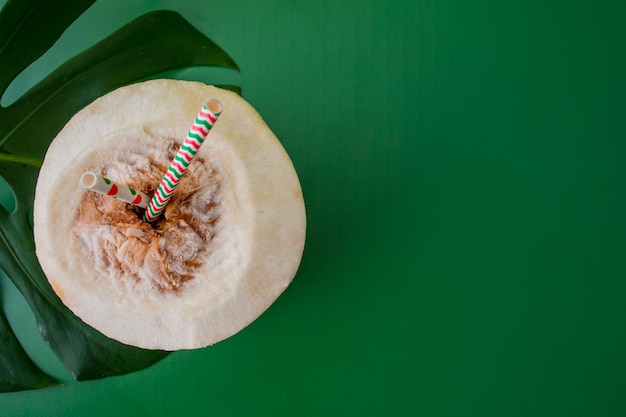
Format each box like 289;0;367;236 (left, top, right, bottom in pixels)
0;153;43;167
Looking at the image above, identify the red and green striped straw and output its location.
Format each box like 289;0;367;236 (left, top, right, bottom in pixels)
144;99;222;223
80;172;150;208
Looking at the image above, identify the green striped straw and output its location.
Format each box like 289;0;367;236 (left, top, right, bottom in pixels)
144;99;222;223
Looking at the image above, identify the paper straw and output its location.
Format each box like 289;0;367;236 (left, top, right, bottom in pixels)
80;172;150;208
144;99;222;223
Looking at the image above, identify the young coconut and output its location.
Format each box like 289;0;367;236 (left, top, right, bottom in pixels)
33;79;306;351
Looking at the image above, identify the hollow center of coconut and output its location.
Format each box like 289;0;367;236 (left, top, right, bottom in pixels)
72;125;231;298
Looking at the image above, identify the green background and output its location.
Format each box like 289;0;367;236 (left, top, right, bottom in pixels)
2;0;626;415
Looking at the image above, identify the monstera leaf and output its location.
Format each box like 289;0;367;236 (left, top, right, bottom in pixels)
0;0;239;392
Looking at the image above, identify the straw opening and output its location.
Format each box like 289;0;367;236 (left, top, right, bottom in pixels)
80;172;97;188
206;99;222;114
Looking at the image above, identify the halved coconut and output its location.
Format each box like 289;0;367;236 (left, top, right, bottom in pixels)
33;79;306;351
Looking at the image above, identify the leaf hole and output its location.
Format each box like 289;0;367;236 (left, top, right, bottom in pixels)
28;207;34;229
0;175;17;214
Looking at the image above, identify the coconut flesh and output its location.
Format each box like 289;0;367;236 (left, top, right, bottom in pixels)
33;79;306;351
